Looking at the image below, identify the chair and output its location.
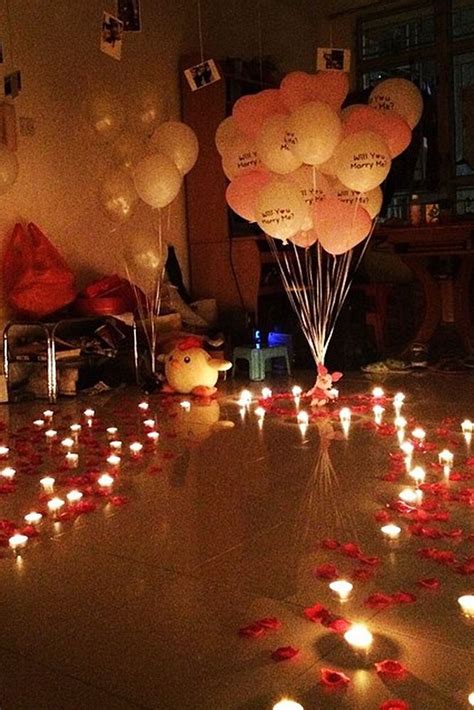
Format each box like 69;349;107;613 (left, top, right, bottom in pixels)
232;345;291;381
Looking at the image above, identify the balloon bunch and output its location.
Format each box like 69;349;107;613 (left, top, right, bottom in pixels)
216;73;422;255
91;90;199;223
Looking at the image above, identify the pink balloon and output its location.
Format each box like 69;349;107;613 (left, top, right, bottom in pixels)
232;90;288;140
313;196;372;255
342;105;412;158
280;71;349;112
225;171;272;222
289;229;318;249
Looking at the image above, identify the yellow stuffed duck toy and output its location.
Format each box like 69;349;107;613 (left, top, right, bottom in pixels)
164;337;232;396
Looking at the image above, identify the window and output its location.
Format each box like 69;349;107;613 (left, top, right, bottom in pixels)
357;0;474;217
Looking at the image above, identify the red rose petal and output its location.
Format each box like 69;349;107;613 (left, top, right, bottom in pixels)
238;624;264;638
365;592;393;609
417;577;440;590
314;563;339;580
380;701;410;710
322;538;340;549
391;592;416;604
320;668;351;687
304;603;328;623
271;646;299;661
375;660;406;676
257;617;282;630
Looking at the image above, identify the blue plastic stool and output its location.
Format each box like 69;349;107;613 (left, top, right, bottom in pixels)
232;345;291;381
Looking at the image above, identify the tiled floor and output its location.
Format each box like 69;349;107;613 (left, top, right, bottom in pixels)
0;371;473;709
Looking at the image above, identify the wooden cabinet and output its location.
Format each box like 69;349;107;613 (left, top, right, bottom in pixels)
180;55;284;318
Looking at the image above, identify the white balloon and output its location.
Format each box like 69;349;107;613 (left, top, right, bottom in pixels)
256;114;302;175
221;136;261;179
150;121;199;175
286;101;342;165
334;131;391;192
133;152;182;208
369;78;423;129
99;169;138;223
215;116;242;155
255;181;308;240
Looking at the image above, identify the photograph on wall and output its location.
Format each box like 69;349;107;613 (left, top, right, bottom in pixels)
184;59;221;92
100;11;124;60
316;47;351;72
3;70;22;99
117;0;141;32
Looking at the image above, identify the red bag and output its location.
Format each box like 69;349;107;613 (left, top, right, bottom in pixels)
3;222;76;318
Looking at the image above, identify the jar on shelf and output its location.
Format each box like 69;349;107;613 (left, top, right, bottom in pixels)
409;194;423;226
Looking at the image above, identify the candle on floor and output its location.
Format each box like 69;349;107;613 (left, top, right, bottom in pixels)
381;523;402;540
9;533;28;552
372;386;384;399
273;700;304;710
43;409;54;421
70;423;82;435
40;476;55;493
393;391;405;407
400;440;414;470
297;411;309;426
138;401;149;412
412;427;426;442
61;437;75;451
409;465;426;485
47;497;65;514
339;407;351;422
255;406;266;419
373;404;385;425
65;452;79;469
66;489;83;504
84;408;95;427
180;400;191;411
143;419;155;429
329;387;339;399
0;445;9;458
97;473;114;489
344;623;373;650
261;387;272;399
106;426;118;439
129;442;143;458
45;429;57;443
292;385;302;398
106;454;121;468
469;691;474;706
399;487;422;505
147;431;160;444
395;416;407;429
458;595;474;618
438;449;453;466
33;419;45;429
24;511;42;525
461;419;473;434
238;390;252;407
1;466;15;481
109;440;122;453
329;579;353;601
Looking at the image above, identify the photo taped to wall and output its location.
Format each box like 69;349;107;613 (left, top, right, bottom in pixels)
184;59;221;92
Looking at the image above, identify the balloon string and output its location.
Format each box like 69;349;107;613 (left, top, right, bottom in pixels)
197;0;204;64
257;0;263;86
5;0;14;66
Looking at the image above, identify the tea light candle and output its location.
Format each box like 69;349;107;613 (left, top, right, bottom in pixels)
97;473;114;489
339;407;351;422
238;390;252;406
297;411;309;426
70;423;81;435
83;408;95;419
399;487;422;505
47;497;65;514
461;419;473;434
66;489;83;504
106;454;121;468
138;401;149;412
129;442;143;458
9;533;28;552
40;476;55;493
1;466;15;480
469;691;474;706
292;385;302;398
65;452;79;468
381;523;402;539
33;419;45;429
372;386;384;399
0;445;9;458
255;406;266;419
344;623;373;650
329;388;339;399
395;416;407;429
24;511;42;525
61;437;75;450
412;427;426;441
273;700;304;710
373;404;385;424
45;429;57;442
409;465;426;485
180;400;191;411
110;440;122;453
393;392;405;406
400;441;414;455
329;579;353;600
43;409;54;421
143;419;155;429
147;431;159;444
438;449;453;466
457;594;474;618
261;387;272;399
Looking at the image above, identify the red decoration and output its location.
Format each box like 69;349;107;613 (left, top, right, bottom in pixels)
320;668;351;687
271;646;299;661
